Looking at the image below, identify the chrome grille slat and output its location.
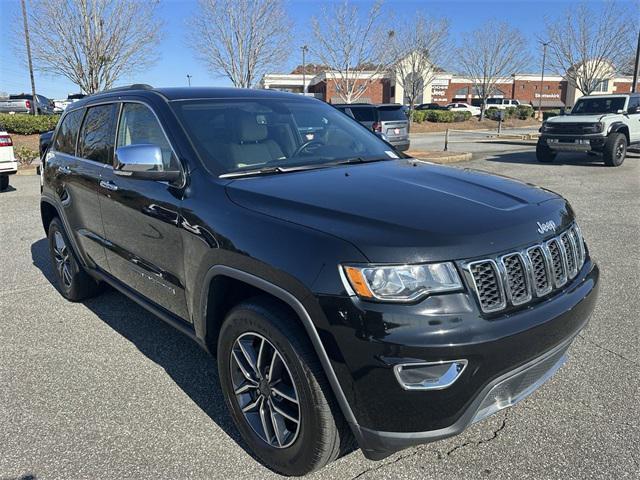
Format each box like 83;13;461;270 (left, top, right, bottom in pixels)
467;224;585;314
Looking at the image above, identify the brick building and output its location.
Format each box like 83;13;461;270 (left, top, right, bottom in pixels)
260;69;640;109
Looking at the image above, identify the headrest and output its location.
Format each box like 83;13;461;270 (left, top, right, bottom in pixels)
236;112;267;143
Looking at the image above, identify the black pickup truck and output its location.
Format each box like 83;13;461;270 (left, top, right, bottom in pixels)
40;85;599;476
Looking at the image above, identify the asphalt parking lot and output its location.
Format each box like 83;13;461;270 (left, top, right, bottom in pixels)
1;146;638;479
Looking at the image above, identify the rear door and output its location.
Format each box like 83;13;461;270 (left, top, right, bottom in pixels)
53;105;114;270
377;106;409;140
98;101;188;319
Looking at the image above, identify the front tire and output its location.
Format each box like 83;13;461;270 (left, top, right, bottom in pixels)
217;298;352;476
536;141;556;163
47;217;102;301
603;132;626;166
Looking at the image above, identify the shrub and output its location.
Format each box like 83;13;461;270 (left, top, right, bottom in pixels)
0;113;60;135
14;146;39;165
516;104;534;119
543;110;561;121
485;107;500;120
504;106;518;118
411;110;428;123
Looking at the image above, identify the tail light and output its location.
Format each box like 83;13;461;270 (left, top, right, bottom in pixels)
0;135;13;147
372;122;382;133
25;100;32;110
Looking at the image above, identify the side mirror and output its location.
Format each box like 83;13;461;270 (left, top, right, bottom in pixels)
114;144;181;182
616;109;627;115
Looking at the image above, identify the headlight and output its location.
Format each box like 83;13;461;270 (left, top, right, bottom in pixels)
341;263;462;302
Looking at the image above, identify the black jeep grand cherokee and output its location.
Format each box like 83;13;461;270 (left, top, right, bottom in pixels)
40;85;599;476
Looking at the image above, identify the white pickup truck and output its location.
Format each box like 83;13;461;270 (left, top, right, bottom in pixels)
0;131;18;191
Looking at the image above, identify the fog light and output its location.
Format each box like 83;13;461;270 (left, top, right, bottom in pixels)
394;360;467;391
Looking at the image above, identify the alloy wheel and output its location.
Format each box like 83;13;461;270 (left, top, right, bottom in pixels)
53;231;73;289
230;332;301;448
615;141;625;161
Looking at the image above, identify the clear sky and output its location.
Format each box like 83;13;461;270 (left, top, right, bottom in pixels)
0;0;635;100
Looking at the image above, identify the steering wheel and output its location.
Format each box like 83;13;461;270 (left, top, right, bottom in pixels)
291;140;325;157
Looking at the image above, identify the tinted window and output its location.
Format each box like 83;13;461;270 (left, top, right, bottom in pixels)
350;107;376;122
378;107;406;121
78;104;117;164
172;98;396;174
53;109;84;155
117;103;177;170
572;97;626;114
628;96;640;112
486;98;499;105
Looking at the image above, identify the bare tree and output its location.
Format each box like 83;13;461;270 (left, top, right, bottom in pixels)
545;1;637;96
388;14;449;112
457;23;530;120
310;0;392;103
16;0;162;94
189;0;291;88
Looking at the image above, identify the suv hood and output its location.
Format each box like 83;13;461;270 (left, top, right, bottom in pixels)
546;113;621;123
226;160;573;263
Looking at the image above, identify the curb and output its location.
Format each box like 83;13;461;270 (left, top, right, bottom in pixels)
406;151;473;164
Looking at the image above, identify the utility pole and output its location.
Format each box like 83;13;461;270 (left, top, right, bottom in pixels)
632;29;640;93
301;45;309;95
20;0;37;116
186;74;192;87
537;40;550;120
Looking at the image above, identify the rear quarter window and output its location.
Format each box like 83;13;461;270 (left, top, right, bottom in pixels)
53;109;85;155
350;107;376;122
377;107;406;121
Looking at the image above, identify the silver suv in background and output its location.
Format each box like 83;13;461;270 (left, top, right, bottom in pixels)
334;103;410;151
0;93;55;115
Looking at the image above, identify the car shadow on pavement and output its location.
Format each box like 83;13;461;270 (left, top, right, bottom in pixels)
484;149;640;166
30;239;254;460
0;184;17;193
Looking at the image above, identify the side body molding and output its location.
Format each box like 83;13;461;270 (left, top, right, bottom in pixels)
200;265;360;429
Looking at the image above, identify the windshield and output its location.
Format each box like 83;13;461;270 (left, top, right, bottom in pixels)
172;98;398;174
571;97;626;115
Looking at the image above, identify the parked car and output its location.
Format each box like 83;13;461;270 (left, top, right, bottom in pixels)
0;93;55;115
333;103;410;151
537;93;640;166
40;85;599;476
445;102;481;116
484;98;521;110
0;131;18;191
53;93;87;114
415;102;447;111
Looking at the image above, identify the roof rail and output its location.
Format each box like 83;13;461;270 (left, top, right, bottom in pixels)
96;84;154;94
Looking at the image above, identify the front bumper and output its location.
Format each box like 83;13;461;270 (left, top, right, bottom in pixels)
317;259;599;459
541;135;606;152
0;161;18;175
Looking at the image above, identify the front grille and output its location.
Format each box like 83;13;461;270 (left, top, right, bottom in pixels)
466;224;586;313
545;123;598;135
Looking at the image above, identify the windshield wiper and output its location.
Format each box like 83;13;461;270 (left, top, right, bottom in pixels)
332;156;391;166
219;164;329;179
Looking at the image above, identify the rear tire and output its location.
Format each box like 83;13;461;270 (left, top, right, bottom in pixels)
0;175;8;191
217;297;352;476
47;217;102;301
536;141;556;163
603;132;626;166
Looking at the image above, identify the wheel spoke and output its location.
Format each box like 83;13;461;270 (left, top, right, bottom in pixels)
267;349;279;382
241;395;262;413
270;400;299;424
62;265;72;286
256;337;265;373
232;350;257;384
238;339;259;377
234;382;257;395
267;398;284;447
258;397;273;443
271;384;298;405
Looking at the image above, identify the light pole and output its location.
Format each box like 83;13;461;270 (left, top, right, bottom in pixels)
186;74;192;87
301;45;309;95
538;40;550;120
20;0;37;116
632;29;639;93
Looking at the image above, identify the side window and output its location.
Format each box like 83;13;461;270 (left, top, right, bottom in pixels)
628;96;640;113
53;109;85;155
116;103;177;170
78;104;117;164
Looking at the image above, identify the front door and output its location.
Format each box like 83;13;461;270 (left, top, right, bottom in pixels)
627;96;640;144
98;102;188;320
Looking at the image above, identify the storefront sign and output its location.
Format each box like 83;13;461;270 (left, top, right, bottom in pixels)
534;93;560;99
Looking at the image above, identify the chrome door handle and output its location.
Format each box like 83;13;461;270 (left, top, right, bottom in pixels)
58;165;72;174
99;180;119;191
